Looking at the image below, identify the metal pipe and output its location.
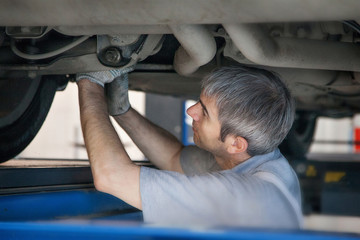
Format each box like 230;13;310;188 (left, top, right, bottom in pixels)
169;24;216;76
10;36;90;60
223;24;360;72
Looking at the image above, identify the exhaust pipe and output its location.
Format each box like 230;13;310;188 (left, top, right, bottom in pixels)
169;24;216;76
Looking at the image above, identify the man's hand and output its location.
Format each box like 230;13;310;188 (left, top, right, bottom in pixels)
105;73;131;116
76;67;133;87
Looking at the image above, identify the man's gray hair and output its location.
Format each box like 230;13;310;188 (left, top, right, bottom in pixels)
202;66;295;156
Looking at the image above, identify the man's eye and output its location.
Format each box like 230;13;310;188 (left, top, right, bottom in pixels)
197;99;207;117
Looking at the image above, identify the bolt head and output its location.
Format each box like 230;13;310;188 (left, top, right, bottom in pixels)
104;47;121;64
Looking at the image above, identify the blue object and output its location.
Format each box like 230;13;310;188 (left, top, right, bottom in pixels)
1;220;360;240
182;100;195;146
0;189;139;221
0;189;359;239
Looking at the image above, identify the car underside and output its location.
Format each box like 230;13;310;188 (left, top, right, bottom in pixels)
0;0;360;161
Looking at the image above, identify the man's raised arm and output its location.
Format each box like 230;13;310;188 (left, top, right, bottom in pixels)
77;71;142;209
106;76;184;173
114;108;184;173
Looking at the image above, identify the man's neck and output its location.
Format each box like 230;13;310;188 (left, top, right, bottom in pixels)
215;153;251;170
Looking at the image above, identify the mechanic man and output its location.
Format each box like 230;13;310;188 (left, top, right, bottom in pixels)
76;66;303;229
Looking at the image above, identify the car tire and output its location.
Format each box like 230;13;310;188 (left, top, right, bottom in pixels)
280;111;318;161
0;77;58;163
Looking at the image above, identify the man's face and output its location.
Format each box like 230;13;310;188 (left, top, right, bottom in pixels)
186;93;224;153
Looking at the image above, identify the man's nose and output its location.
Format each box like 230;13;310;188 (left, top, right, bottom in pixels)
186;103;200;121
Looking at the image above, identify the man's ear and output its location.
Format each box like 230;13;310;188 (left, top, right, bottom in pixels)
226;136;248;154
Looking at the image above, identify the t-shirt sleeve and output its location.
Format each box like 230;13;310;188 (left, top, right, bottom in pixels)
180;145;220;176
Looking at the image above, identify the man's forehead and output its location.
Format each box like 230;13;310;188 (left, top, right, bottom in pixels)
200;92;217;103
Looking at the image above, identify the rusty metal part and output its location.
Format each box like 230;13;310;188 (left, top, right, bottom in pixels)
223;23;360;72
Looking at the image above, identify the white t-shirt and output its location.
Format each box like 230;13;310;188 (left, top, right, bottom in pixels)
140;146;302;229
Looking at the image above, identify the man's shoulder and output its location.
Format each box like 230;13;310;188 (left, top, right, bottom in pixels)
250;149;301;204
254;150;297;183
180;145;220;175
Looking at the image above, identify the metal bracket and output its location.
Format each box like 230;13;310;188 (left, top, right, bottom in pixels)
96;34;146;67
